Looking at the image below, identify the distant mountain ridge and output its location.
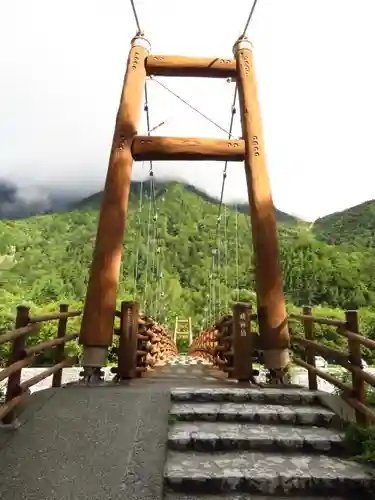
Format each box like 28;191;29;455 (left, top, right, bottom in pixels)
314;199;375;248
1;178;374;243
72;180;301;224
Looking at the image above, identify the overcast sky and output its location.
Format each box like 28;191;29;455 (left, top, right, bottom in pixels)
0;0;374;221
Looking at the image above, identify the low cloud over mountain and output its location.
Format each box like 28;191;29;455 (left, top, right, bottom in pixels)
0;179;82;219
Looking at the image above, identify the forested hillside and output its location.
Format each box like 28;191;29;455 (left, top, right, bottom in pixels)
314;200;375;249
1;181;375;363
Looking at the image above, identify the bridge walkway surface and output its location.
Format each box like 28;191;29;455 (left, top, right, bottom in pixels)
0;355;374;500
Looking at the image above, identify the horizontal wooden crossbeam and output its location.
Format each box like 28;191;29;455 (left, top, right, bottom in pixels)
146;55;237;78
131;136;245;162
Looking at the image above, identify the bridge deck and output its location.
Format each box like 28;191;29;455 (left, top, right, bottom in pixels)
2;357;367;499
0;358;240;500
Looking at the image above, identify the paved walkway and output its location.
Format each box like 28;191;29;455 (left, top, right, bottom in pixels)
0;356;370;499
0;356;242;500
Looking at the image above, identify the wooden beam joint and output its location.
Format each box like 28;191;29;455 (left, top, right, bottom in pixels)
146;55;237;79
131;136;245;162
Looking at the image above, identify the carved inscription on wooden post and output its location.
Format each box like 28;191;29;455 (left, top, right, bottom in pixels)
232;302;254;382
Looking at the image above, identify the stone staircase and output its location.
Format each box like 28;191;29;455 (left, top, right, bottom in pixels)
163;387;375;499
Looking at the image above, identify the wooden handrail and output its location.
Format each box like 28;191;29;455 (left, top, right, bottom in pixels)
342;395;375;424
20;357;77;391
0;324;39;346
337;327;375;350
29;310;81;324
0;303;81;425
189;306;375;425
290;306;375;426
291;336;350;363
289;313;346;327
0;356;35;383
292;356;352;393
0;391;30;421
23;332;79;356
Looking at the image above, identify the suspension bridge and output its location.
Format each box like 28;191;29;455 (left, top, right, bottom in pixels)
1;1;375;499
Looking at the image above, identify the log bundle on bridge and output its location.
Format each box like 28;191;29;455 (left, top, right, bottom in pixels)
111;301;177;380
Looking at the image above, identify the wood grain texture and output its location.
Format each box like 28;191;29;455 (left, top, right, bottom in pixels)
79;39;149;347
146;55;237;78
132;136;245;162
235;40;290;361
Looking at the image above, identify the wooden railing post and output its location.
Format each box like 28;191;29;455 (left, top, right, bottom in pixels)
117;301;139;379
232;302;255;382
2;305;30;424
302;305;318;390
346;310;366;425
52;304;69;387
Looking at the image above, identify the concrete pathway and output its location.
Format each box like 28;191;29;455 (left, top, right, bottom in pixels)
0;356;373;499
0;356;250;500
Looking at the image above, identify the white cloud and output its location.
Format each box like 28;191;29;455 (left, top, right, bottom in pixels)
0;0;374;221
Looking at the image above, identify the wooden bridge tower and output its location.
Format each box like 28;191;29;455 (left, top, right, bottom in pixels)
173;317;193;346
79;34;290;379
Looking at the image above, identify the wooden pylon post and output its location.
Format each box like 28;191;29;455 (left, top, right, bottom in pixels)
233;37;290;382
79;34;151;374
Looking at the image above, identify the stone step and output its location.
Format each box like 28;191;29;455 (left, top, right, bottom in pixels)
164;495;346;500
170;387;320;405
164;450;375;496
168;422;345;454
170;402;337;427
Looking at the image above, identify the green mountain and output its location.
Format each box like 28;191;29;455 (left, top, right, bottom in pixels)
72;180;301;225
314;200;375;249
1;181;375;364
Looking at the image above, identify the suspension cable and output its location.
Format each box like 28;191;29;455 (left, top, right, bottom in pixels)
155;222;164;320
142;84;156;312
149;77;237;138
133;163;146;299
214;86;238;232
143;186;160;317
144;83;158;218
240;0;260;39
223;203;229;311
212;259;216;321
206;84;238;324
148;119;168;134
150;216;157;316
154;210;166;323
234;203;240;302
142;81;164;318
143;185;153;310
129;0;143;35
